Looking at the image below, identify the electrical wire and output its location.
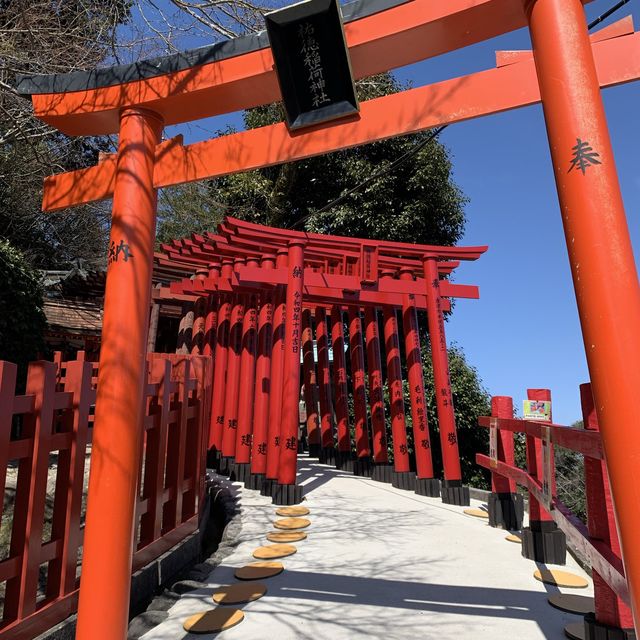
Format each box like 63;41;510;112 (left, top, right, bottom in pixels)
288;125;447;229
588;0;631;30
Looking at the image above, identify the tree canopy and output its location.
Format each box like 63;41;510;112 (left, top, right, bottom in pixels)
0;240;46;375
1;0;133;268
157;74;467;246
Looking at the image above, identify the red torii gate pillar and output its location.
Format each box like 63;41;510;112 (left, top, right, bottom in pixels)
75;107;162;639
207;259;233;469
275;240;305;504
316;306;336;464
348;307;373;476
365;306;393;483
302;308;321;457
527;1;640;628
262;249;288;497
400;267;440;498
247;258;275;490
423;257;469;506
331;305;352;471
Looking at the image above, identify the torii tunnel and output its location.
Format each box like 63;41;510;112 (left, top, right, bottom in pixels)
15;0;640;637
154;216;486;505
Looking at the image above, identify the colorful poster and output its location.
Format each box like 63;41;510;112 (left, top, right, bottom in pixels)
523;400;552;421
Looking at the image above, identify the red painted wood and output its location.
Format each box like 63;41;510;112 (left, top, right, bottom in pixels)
400;269;434;479
302;309;320;448
331;306;351;453
423;257;461;481
364;307;388;464
221;289;245;460
382;303;411;473
9;362;57;619
316;307;335;450
208;290;231;450
234;297;258;464
48;361;93;600
490;396;516;493
279;241;305;485
581;383;634;629
265;250;289;480
250;265;275;476
348;307;370;459
526;388;553;523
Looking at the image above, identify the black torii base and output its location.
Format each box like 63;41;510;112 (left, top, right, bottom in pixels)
246;473;265;491
319;447;336;465
392;471;416;491
521;520;567;565
272;483;304;505
415;477;441;498
260;478;278;497
441;479;470;506
353;457;373;477
488;492;524;530
308;443;322;458
372;463;393;484
229;462;251;484
335;450;355;473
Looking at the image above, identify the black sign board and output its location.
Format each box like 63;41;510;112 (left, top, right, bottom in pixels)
265;0;359;130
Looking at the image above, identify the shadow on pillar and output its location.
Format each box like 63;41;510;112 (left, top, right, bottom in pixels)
581;612;637;640
318;446;335;465
488;492;524;530
521;520;566;565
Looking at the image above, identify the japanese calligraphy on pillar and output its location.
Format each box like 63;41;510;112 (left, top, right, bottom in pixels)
291;292;302;355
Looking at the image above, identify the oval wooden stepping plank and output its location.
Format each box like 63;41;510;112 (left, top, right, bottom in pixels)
274;517;311;530
564;621;586;640
267;530;307;543
212;582;267;605
463;508;488;519
253;543;297;560
235;561;284;581
548;594;594;615
534;569;589;588
505;534;522;543
276;506;310;517
183;608;244;634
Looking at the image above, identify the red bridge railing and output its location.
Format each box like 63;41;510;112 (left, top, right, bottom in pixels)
0;353;212;639
476;383;633;636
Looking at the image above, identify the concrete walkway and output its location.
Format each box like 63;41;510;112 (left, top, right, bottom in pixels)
141;456;593;639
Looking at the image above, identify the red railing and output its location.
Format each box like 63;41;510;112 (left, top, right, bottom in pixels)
0;353;212;639
476;383;633;633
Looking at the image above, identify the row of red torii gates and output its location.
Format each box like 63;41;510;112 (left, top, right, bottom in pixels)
155;216;486;504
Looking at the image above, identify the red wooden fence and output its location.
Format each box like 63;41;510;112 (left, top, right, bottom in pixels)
0;353;212;639
476;383;633;635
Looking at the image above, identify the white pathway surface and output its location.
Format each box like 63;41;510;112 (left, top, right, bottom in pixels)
142;457;593;640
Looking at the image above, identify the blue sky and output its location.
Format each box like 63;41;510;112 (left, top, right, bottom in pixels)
394;0;640;425
163;0;640;425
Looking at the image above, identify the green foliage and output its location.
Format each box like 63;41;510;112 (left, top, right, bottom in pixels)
378;336;491;488
157;74;467;246
421;342;492;488
555;420;586;522
0;240;47;375
1;0;132;268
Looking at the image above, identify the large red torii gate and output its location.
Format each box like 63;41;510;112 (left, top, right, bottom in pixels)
16;0;640;637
